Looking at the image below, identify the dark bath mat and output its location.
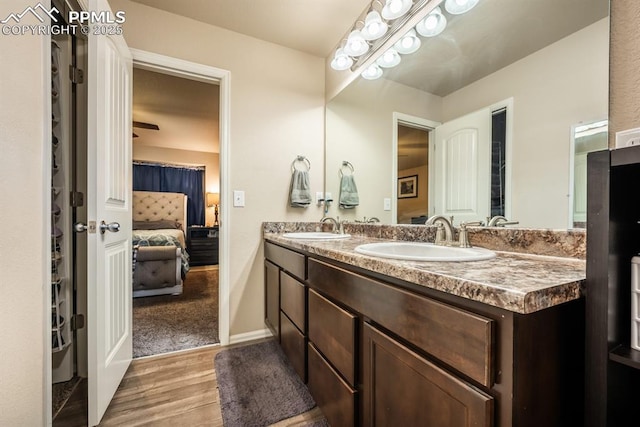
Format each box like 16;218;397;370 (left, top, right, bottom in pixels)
214;340;318;426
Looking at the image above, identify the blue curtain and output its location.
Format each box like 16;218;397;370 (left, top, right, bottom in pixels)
133;162;205;226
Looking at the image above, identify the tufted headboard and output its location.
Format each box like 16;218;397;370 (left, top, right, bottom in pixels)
132;191;188;234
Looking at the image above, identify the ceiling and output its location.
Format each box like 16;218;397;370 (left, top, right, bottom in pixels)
132;68;219;153
129;0;371;57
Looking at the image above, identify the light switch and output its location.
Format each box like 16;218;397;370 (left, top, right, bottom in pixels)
233;190;245;207
383;198;391;211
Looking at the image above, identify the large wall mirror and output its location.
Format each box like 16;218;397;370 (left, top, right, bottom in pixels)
324;0;609;229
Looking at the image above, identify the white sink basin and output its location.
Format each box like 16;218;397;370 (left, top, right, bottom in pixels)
282;232;351;240
354;242;496;262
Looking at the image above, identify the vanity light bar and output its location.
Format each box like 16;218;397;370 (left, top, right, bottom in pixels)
331;0;480;81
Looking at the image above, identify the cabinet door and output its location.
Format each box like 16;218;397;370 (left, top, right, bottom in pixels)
363;323;493;427
265;260;280;339
280;311;306;382
308;342;356;427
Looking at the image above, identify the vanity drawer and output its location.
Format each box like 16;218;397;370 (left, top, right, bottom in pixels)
308;288;357;386
308;342;356;427
308;258;494;387
265;241;305;281
280;311;306;383
280;271;306;332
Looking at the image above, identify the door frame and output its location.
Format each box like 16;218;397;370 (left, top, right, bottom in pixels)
392;112;440;224
130;49;231;345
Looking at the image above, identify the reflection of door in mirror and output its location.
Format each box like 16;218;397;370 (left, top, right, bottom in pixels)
570;120;608;228
431;101;510;226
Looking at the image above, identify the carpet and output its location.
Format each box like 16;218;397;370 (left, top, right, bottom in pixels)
133;267;219;358
215;340;325;427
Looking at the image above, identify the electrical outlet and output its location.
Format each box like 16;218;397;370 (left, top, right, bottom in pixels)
615;127;640;149
383;198;391;211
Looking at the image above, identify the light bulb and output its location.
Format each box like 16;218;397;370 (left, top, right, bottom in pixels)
343;30;369;57
424;14;438;30
376;48;401;68
382;0;412;20
330;48;353;71
361;64;383;80
394;29;420;54
361;11;388;41
445;0;479;15
416;7;447;37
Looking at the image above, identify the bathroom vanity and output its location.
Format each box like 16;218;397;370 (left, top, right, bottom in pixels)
264;224;586;427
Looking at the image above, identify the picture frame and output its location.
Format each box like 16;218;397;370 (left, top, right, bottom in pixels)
398;175;418;199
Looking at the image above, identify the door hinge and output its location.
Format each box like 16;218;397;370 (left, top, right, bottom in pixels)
71;314;85;331
70;191;84;207
69;65;84;84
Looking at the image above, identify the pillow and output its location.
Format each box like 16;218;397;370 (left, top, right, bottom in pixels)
133;220;182;230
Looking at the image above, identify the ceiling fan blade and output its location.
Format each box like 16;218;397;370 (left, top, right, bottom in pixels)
132;121;159;130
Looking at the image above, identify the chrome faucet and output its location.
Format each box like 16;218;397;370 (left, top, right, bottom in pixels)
425;215;455;246
321;216;343;234
487;215;519;227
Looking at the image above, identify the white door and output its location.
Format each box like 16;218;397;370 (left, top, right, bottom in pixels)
84;0;133;424
433;107;491;224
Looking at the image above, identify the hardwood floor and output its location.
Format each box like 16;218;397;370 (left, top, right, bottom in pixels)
54;342;325;426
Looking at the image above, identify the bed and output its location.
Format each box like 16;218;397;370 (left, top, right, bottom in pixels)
132;190;191;298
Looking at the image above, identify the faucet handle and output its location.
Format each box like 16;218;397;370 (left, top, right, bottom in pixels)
462;220;484;227
458;224;472;248
434;223;446;246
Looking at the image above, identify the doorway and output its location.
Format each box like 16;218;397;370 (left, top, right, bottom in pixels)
392;113;440;224
131;49;231;349
131;66;220;358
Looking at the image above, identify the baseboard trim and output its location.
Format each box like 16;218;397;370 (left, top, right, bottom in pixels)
229;328;273;345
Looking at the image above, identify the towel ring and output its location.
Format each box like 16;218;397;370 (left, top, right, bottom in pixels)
292;155;311;172
339;161;354;177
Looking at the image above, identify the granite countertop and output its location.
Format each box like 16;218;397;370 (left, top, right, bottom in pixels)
264;232;586;314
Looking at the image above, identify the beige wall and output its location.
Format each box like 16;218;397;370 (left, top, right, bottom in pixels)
132;145;220;226
109;0;326;337
442;18;609;229
398;165;429;224
0;0;49;424
609;0;640;143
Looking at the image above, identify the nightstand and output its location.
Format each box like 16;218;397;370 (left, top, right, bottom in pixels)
187;226;219;266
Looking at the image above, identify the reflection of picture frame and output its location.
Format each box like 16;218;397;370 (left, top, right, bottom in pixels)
398;175;418;199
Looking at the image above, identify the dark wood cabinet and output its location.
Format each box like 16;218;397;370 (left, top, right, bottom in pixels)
362;322;493;427
308;288;357;387
264;240;584;427
187;226;218;266
264;260;280;339
264;242;308;382
585;145;640;426
307;342;356;427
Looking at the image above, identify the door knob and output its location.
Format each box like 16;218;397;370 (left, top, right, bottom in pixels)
99;221;120;234
74;222;89;233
